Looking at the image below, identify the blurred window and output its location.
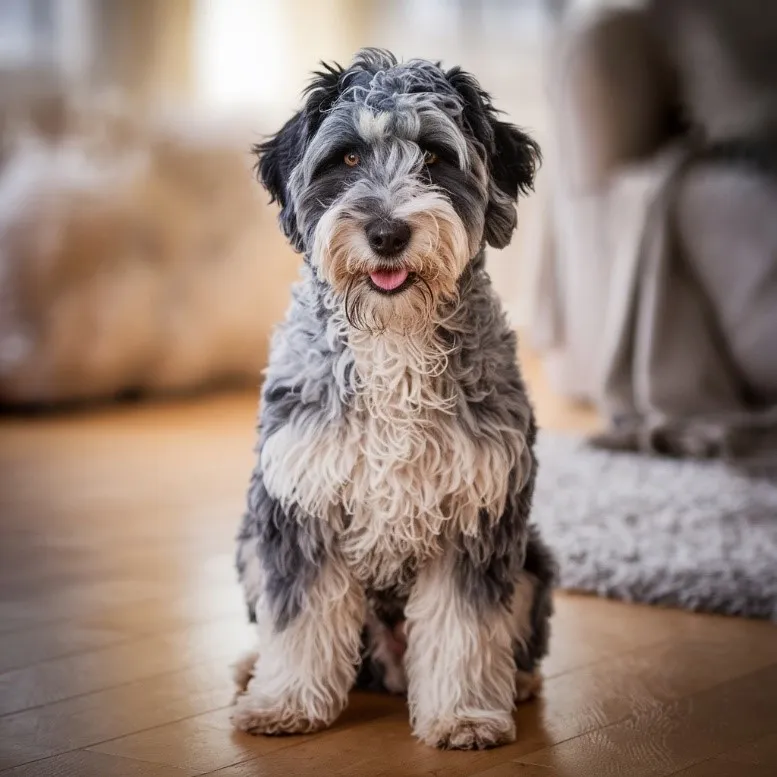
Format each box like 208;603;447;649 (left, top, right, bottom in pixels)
0;0;55;67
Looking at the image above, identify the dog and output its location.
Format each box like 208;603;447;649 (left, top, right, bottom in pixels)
232;48;555;751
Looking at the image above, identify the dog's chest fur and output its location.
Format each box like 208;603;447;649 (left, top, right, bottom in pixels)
261;327;516;589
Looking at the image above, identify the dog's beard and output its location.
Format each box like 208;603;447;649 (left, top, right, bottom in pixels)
312;192;471;334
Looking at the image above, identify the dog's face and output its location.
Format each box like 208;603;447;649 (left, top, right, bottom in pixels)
256;49;539;332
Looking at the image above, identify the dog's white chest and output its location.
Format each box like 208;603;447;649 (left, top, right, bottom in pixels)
339;398;459;586
261;330;516;588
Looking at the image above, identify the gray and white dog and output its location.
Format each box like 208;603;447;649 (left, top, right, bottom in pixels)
232;49;555;751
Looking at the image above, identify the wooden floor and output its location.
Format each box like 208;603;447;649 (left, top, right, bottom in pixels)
0;350;776;777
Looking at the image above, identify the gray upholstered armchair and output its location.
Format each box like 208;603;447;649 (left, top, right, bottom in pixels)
530;0;777;464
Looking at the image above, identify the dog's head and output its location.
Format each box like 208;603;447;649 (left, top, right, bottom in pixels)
255;48;539;332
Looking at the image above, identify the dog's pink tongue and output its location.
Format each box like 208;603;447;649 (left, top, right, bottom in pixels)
369;268;409;291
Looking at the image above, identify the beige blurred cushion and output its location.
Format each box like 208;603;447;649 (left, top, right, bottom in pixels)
0;96;299;405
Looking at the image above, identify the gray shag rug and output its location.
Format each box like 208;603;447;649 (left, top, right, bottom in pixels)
534;433;777;620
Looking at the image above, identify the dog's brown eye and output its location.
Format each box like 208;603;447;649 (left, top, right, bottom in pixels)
344;151;360;167
423;150;438;165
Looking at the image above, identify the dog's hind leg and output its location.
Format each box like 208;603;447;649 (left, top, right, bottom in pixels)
233;523;263;700
355;600;408;694
513;528;556;703
231;648;259;700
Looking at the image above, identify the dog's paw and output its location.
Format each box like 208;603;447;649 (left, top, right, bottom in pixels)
421;714;516;750
515;669;542;703
231;693;331;736
231;649;259;700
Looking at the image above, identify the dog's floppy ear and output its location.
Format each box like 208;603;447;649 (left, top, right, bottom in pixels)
446;68;541;249
253;63;343;253
485;119;540;248
254;112;306;251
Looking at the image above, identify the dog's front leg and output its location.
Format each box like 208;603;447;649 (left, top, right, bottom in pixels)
405;551;519;750
232;551;364;736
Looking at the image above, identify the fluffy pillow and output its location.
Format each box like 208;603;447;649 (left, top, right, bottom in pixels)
0;97;299;405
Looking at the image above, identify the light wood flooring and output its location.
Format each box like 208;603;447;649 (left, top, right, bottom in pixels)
0;349;775;776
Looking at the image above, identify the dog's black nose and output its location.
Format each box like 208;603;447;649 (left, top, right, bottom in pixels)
365;218;412;256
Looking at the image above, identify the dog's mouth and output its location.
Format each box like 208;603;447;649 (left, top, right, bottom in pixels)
367;268;414;295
